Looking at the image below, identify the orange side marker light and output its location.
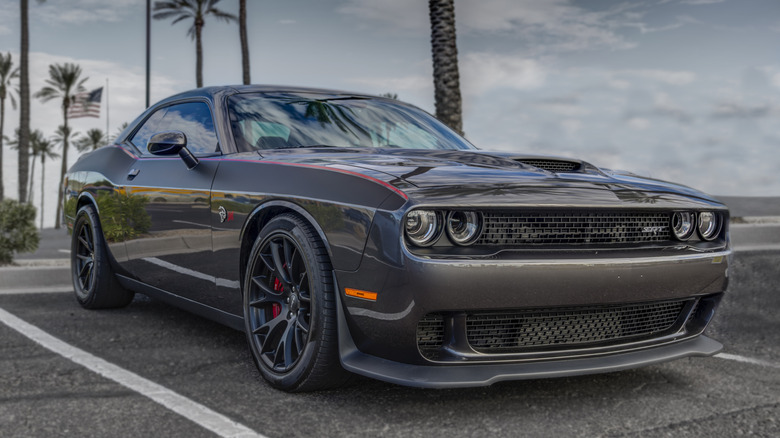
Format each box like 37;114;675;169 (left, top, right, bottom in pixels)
345;288;378;301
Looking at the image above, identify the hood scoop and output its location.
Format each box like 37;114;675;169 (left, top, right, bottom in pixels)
516;158;581;173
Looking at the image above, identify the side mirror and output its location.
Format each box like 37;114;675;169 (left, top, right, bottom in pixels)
147;131;199;170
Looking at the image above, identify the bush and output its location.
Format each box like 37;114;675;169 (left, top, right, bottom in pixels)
0;200;40;264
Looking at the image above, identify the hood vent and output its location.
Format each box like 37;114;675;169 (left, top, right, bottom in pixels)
518;159;580;173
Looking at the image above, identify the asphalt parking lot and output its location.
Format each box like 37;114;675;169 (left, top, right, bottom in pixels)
1;209;779;437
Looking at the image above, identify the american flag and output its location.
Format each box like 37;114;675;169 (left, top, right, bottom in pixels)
68;87;102;119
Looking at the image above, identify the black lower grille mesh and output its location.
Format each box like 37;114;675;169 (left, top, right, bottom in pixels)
466;300;687;353
416;313;445;357
477;211;671;246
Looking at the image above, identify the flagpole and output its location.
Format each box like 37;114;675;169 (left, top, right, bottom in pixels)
106;78;109;137
146;0;151;108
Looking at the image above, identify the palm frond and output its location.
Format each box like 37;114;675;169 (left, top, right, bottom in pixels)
34;86;60;102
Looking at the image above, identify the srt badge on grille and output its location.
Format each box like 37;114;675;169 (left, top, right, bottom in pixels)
642;226;664;235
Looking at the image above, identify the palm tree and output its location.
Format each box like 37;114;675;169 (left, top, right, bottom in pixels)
26;129;46;204
7;127;41;203
153;0;237;88
34;63;87;229
76;128;107;152
429;0;463;135
18;0;31;203
18;0;45;203
0;52;19;201
35;134;58;229
239;0;250;85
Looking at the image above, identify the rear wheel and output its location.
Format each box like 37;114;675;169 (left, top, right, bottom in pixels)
244;214;350;392
71;204;134;309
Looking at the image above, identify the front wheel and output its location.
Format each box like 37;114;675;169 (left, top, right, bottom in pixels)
243;214;350;392
71;204;134;309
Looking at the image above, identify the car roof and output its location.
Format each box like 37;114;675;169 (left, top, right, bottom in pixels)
161;85;379;103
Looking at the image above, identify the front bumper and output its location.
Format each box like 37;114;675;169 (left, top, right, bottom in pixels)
331;206;730;386
336;247;730;362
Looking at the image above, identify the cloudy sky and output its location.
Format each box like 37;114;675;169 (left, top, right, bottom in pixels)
1;0;779;227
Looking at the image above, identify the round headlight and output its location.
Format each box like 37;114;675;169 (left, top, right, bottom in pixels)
405;210;442;247
697;211;721;241
671;212;694;240
446;211;482;245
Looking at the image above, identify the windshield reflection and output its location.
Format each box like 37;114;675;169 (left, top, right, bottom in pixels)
228;93;475;152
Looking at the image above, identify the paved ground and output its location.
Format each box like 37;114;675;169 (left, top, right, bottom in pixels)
1;201;778;438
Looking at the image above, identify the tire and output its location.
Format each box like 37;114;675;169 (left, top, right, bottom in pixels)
243;214;350;392
71;204;134;309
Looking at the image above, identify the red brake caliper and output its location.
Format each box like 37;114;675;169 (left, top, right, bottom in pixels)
272;278;283;318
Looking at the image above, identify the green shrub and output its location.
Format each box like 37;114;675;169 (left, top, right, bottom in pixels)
0;200;40;264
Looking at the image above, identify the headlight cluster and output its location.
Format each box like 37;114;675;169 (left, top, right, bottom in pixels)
404;209;483;247
671;211;723;241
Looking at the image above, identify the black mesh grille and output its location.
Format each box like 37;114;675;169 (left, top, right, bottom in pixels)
477;211;671;246
518;159;580;172
466;300;687;353
416;313;445;357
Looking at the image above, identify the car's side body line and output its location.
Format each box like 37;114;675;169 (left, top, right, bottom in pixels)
116;274;244;331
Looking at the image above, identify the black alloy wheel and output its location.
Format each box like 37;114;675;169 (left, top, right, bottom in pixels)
244;214;349;391
74;216;97;295
71;205;134;309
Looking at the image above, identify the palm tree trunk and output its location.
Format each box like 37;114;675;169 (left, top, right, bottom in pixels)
28;153;35;204
40;157;45;229
240;0;250;85
19;0;30;203
55;104;68;229
0;96;5;201
429;0;463;135
196;21;204;88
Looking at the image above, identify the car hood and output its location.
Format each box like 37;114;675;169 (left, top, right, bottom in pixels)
252;148;724;208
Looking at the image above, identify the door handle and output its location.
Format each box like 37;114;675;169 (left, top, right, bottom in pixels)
127;168;140;180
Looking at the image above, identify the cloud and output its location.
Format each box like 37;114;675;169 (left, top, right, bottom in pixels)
32;0;140;25
3;50;186;141
350;74;431;94
711;102;772;119
461;52;546;95
339;0;638;53
614;69;697;86
627;117;651;130
337;0;428;31
680;0;726;5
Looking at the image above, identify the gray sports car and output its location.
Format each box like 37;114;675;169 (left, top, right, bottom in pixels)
64;86;730;391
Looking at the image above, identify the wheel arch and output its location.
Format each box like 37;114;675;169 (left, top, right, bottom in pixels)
238;200;336;290
76;192;99;215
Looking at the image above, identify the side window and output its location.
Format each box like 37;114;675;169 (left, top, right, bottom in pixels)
131;101;219;156
130;109;167;152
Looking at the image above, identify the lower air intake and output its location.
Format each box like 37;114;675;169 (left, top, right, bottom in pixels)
466;300;687;353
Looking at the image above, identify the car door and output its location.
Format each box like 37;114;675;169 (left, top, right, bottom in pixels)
120;100;224;308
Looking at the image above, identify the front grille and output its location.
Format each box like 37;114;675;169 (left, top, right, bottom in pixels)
466;300;687;353
518;159;580;172
476;211;671;246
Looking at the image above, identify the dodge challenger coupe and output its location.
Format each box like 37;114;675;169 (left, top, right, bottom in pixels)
64;86;730;391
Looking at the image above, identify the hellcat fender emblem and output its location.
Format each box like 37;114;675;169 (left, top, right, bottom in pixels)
218;206;227;223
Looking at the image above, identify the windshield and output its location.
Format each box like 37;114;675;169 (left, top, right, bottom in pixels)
227;93;475;151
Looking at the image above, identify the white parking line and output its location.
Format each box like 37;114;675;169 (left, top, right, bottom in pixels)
0;307;266;438
715;352;780;369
